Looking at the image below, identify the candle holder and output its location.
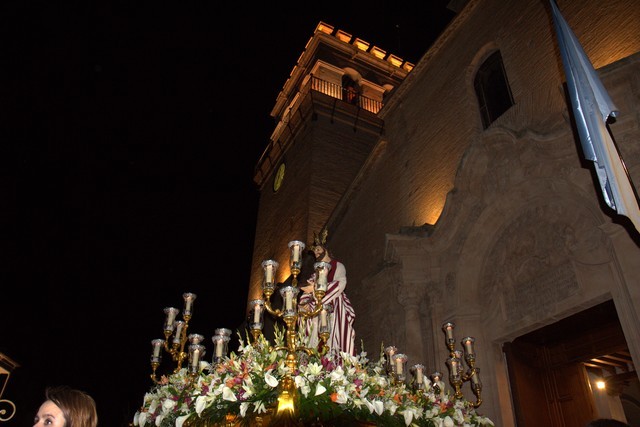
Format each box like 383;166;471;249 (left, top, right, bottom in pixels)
384;346;398;376
258;240;335;425
313;261;331;293
279;286;300;318
260;240;329;355
318;303;333;353
188;344;206;374
430;371;444;397
249;299;265;343
261;260;279;294
287;240;306;285
441;322;482;407
150;293;198;382
148;292;237;383
212;328;232;365
410;364;426;391
391;353;408;383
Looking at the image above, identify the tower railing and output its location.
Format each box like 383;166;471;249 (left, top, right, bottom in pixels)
254;76;383;187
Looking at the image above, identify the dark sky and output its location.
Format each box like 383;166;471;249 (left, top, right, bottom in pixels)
3;2;454;426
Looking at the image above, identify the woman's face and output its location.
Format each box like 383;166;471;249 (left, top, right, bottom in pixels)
33;400;66;426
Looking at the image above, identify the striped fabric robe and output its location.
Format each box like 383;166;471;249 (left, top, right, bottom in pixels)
299;258;356;356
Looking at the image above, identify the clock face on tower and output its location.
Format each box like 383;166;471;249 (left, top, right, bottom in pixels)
273;162;286;192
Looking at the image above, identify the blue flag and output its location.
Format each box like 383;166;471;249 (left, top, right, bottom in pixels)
550;0;640;232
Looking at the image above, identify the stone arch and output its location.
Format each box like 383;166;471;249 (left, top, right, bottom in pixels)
342;67;362;84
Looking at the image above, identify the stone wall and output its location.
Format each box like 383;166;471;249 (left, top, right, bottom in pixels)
325;0;640;424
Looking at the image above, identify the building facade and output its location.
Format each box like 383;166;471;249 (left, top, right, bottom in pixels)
248;0;640;425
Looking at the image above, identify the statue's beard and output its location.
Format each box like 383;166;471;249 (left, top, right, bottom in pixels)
315;249;326;261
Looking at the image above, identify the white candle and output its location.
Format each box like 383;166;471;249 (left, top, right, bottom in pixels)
396;358;403;375
471;371;480;385
192;347;200;368
152;342;162;358
451;359;459;376
318;267;328;290
293;245;300;262
184;295;194;314
173;321;184;344
166;309;177;328
215;340;223;358
285;289;293;311
320;308;328;328
265;265;273;283
463;337;475;355
416;368;424;384
253;304;261;323
444;323;454;341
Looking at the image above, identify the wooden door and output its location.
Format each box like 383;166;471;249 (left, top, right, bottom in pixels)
504;339;595;426
504;301;629;426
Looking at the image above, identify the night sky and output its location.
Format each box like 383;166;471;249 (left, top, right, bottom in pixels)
4;2;454;426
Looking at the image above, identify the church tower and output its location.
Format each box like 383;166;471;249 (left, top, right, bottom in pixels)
247;22;413;303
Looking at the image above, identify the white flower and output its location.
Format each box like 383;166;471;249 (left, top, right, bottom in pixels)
240;402;250;417
401;409;414;426
306;362;323;376
357;386;368;399
194;395;208;415
154;414;163;426
161;399;176;413
443;415;455;427
385;399;398;415
265;371;279;387
425;406;440;418
362;398;375;413
244;374;255;387
453;408;465;424
175;414;190;427
148;399;159;415
222;386;237;402
315;383;326;396
329;366;345;383
242;384;255;399
254;401;267;414
333;388;349;404
372;399;384;415
301;384;311;397
135;411;146;427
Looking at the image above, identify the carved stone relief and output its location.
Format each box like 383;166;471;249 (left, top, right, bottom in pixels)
480;201;608;324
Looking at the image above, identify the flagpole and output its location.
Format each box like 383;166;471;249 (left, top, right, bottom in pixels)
550;0;640;233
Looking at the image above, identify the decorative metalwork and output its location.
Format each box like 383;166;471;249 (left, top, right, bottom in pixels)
143;241;485;426
442;322;483;407
0;353;18;423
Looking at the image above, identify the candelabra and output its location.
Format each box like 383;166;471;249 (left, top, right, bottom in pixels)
256;240;333;424
442;322;483;407
149;292;233;383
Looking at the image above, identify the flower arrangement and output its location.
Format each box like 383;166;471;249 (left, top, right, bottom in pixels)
133;328;494;427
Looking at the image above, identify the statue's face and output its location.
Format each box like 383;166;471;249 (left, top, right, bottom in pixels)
313;246;326;261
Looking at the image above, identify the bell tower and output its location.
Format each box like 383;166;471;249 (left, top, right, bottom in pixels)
247;22;413;303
